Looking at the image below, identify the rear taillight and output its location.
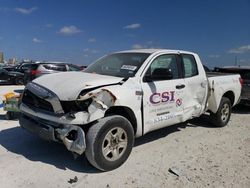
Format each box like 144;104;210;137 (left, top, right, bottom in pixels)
239;77;244;86
30;70;41;75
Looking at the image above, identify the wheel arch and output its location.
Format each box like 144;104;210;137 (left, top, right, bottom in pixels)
222;90;235;106
105;106;137;135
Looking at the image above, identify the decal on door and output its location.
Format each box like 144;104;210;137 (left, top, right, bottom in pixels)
149;105;173;114
176;98;182;107
149;91;175;105
153;113;176;124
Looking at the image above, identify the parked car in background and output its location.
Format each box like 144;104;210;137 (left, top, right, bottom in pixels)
0;68;25;85
214;66;250;105
3;60;34;73
24;62;82;82
2;65;16;72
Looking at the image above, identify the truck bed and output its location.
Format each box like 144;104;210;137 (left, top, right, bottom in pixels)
206;72;237;78
206;72;241;113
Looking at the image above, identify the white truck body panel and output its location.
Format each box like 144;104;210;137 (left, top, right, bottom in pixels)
19;49;241;154
207;75;241;113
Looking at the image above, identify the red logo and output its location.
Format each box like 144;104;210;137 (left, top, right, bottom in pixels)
176;99;182;107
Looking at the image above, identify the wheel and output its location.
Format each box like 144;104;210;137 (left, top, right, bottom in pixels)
210;97;232;127
85;115;134;171
15;77;24;85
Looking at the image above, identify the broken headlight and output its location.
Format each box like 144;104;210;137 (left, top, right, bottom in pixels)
75;98;92;111
60;98;92;113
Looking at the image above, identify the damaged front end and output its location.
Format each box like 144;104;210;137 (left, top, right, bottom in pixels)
77;88;116;121
19;82;117;155
56;125;86;154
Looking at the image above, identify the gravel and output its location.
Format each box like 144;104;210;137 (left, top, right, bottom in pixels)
0;102;249;188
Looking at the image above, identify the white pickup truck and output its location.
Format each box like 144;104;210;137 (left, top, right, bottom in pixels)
19;49;242;171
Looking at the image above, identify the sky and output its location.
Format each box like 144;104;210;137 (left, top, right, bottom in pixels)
0;0;250;68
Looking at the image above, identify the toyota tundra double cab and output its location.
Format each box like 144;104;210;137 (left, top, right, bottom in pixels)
19;49;242;171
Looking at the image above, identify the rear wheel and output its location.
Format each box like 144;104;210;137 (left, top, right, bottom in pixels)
15;77;24;85
210;97;232;127
85;115;134;171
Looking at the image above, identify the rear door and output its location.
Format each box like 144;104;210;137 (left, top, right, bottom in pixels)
19;64;32;73
181;54;208;120
141;54;185;134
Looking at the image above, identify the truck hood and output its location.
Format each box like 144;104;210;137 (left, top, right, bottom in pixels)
32;72;123;100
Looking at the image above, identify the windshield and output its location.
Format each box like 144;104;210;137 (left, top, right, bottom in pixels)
84;53;150;77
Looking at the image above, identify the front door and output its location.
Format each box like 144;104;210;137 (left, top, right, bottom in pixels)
141;54;185;134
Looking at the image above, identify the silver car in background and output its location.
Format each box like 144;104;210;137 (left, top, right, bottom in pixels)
25;62;83;82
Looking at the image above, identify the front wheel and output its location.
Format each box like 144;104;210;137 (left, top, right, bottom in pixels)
85;115;134;171
210;97;232;127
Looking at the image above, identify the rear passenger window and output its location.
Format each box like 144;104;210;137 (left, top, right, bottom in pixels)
182;54;198;78
31;64;39;70
68;65;81;71
21;64;32;70
43;64;67;71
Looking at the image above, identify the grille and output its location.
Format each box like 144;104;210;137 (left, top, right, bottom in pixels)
22;89;54;112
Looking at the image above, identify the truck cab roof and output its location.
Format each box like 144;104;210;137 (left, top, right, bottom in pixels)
117;49;196;55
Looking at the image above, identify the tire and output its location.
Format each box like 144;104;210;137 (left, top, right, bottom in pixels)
15;77;24;85
5;112;14;120
85;115;134;171
210;97;232;127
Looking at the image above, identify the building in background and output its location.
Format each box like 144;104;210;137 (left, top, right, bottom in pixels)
0;52;3;64
8;58;16;65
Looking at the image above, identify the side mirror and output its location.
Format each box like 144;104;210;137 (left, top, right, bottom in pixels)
143;68;173;82
143;74;153;82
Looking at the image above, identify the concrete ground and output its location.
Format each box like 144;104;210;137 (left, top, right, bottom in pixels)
0;86;250;188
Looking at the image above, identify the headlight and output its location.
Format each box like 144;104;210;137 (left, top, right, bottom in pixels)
75;98;93;111
60;98;92;113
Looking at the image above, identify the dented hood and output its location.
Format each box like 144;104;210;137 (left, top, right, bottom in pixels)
32;72;122;100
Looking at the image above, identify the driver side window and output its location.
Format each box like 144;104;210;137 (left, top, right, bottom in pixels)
146;54;179;79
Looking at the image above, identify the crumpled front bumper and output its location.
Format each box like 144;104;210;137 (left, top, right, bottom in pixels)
19;114;57;141
19;113;86;155
19;81;116;155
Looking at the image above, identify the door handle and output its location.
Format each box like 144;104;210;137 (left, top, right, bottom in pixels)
176;84;185;89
